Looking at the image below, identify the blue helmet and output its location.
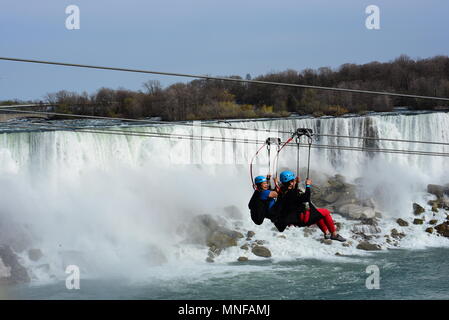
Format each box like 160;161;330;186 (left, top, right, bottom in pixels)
254;176;267;184
280;171;296;183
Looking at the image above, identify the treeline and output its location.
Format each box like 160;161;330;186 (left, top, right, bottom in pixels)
4;54;449;120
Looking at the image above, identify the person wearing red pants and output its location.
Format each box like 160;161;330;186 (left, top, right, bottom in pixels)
273;170;346;242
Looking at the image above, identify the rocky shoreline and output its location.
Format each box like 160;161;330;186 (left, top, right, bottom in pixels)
180;175;449;263
1;176;449;283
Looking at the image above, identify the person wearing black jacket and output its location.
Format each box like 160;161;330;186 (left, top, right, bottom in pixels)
248;175;279;225
274;170;346;242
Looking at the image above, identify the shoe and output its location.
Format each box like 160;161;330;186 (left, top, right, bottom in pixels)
330;234;346;242
324;233;331;240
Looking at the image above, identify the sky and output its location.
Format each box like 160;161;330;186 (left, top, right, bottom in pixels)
0;0;448;101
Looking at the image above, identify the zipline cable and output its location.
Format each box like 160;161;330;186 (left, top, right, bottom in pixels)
2;56;449;102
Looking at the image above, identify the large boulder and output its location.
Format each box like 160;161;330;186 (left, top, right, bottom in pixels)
310;184;324;199
337;204;376;220
206;230;239;249
391;229;406;239
428;198;449;210
328;174;347;191
323;192;341;204
413;219;424;225
362;198;376;209
413;203;425;215
181;214;243;247
427;184;449;198
356;241;381;251
179;214;220;244
251;245;272;258
0;245;30;284
435;222;449;237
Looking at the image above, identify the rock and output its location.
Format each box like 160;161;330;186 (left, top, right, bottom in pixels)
413;219;424;225
311;185;325;204
337;204;376;220
28;248;43;262
342;242;351;247
185;215;244;246
429;219;438;225
251;245;272;258
320;239;332;245
442;198;449;210
181;214;220;244
391;229;406;239
427;184;449;198
327;174;355;193
206;257;214;263
208;250;215;259
396;218;409;227
428;198;449;210
0;245;30;284
332;196;357;211
356;241;381;251
435;222;449;237
361;218;379;226
323;192;340;204
352;231;374;241
223;229;244;239
240;244;249;250
237;256;248;262
425;227;434;234
246;231;255;238
206;230;238;249
328;176;346;191
432;206;439;213
413;203;425;215
255;240;266;245
277;235;286;239
335;252;343;256
361;198;376;209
